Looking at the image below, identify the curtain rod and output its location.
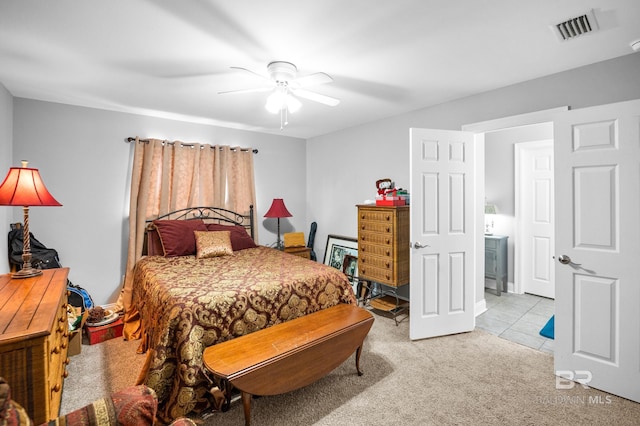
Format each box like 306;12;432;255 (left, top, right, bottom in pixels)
124;137;258;154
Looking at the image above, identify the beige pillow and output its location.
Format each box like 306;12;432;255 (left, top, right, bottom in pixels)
194;231;233;259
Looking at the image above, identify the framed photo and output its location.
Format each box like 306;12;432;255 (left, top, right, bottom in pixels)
324;235;358;292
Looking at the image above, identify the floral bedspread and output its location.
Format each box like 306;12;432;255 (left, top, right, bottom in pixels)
131;246;356;421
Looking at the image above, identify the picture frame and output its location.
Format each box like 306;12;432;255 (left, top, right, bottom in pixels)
323;234;359;292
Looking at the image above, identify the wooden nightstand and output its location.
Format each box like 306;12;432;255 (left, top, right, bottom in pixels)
284;246;311;259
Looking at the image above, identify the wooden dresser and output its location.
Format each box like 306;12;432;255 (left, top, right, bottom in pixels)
357;205;410;287
357;205;410;322
0;268;70;424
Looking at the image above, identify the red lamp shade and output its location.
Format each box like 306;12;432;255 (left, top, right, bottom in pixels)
0;162;61;279
264;198;292;218
0;165;62;206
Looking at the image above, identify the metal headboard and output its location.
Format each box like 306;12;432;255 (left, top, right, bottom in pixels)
145;205;254;239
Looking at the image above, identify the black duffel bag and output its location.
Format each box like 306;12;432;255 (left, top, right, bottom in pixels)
8;225;62;271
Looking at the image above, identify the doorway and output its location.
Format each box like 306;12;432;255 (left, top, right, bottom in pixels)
483;121;555;297
462;107;566;316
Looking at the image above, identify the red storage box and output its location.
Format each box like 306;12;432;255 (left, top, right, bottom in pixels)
84;318;124;345
376;197;406;206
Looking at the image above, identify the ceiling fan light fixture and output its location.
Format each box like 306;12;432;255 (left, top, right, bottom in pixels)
265;88;301;114
265;90;285;113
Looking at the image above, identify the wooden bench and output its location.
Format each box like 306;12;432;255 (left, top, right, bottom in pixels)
203;303;374;425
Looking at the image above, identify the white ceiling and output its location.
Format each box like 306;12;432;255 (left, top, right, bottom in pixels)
1;1;639;139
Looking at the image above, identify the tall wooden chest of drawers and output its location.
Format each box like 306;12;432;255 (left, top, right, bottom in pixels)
357;205;410;287
0;268;70;424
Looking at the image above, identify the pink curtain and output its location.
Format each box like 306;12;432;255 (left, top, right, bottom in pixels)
119;138;256;339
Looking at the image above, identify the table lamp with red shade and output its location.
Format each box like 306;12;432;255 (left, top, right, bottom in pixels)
264;198;292;250
0;161;62;278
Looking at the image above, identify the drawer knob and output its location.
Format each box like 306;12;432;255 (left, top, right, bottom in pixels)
52;383;61;393
52;346;60;354
386;227;390;233
361;258;365;263
386;262;390;268
63;370;69;378
386;251;390;256
386;215;390;221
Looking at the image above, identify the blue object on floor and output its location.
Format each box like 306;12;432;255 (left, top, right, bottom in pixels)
540;315;554;339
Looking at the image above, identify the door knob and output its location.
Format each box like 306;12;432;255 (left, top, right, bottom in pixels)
413;242;429;249
557;255;581;266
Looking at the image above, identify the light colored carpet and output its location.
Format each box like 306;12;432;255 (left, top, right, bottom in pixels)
62;314;640;425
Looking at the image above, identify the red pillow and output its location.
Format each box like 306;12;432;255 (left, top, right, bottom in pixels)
206;223;257;251
153;219;207;257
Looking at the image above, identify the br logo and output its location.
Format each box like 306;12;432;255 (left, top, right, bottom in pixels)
556;370;592;389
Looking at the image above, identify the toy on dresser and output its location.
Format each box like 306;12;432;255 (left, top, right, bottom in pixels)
375;178;409;206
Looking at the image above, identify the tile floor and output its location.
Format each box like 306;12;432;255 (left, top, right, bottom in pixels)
477;285;555;354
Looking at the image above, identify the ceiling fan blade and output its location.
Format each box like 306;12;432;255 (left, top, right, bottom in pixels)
291;72;333;88
218;86;273;95
291;89;340;106
230;66;271;82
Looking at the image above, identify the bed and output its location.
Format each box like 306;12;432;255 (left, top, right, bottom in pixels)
130;206;357;421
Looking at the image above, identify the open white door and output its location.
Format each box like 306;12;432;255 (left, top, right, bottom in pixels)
554;99;640;402
409;128;476;340
516;140;555;298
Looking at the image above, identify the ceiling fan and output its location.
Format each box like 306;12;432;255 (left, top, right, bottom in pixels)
218;61;340;128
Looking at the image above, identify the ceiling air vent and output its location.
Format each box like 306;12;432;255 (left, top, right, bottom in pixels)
551;9;599;41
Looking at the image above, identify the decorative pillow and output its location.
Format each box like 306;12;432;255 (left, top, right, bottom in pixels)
145;227;164;256
0;378;158;426
62;385;157;426
194;231;233;259
152;220;207;257
205;224;257;251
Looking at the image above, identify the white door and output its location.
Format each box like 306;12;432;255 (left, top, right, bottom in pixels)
554;99;640;402
409;128;476;340
516;141;555;298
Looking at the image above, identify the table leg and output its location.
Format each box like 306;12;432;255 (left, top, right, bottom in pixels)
355;345;364;376
241;391;252;426
220;379;232;412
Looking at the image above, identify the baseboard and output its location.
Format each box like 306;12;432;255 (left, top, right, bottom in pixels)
475;299;487;316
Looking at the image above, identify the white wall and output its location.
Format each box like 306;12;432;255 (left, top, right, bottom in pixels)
11;99;306;304
307;53;640;306
0;83;12;273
